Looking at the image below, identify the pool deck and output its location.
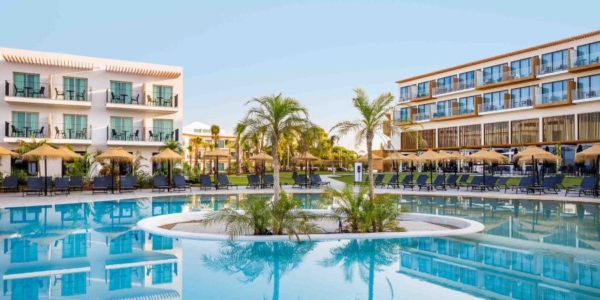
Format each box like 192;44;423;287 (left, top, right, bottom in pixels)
1;174;598;208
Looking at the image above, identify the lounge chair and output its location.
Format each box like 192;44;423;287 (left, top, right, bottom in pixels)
417;175;431;191
53;177;70;195
466;176;483;191
456;175;470;189
69;176;84;192
23;177;43;197
199;175;215;190
481;176;499;192
171;174;191;192
511;176;533;194
527;176;558;195
445;174;459;190
554;175;566;190
373;174;385;188
385;174;399;189
430;176;446;191
120;176;136;193
152;175;171;192
404;175;427;190
565;176;598;197
92;177;108;194
218;174;238;190
399;174;413;188
495;177;510;192
292;174;310;188
0;176;18;193
310;174;330;187
262;174;275;188
246;174;260;189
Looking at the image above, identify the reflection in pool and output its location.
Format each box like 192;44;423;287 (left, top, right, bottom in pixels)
1;194;599;299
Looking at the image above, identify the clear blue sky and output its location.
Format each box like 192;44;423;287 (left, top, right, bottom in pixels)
1;0;598;150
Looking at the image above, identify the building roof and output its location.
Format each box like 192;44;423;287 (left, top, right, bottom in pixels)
182;121;234;137
395;29;600;84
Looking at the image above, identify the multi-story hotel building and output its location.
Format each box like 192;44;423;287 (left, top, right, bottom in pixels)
390;30;600;165
182;122;236;173
0;47;183;176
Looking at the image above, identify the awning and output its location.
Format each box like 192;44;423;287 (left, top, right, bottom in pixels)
106;65;181;79
2;54;93;70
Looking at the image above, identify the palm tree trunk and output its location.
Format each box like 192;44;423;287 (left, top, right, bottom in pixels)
272;134;281;202
236;143;241;175
366;131;374;200
368;248;375;300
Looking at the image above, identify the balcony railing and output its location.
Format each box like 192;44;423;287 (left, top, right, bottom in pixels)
394;117;412;124
412;112;430;122
106;89;179;108
4;122;48;139
477;67;532;87
431;81;475;96
536;60;568;76
5;81;93;101
535;91;568;105
478;97;532;113
571;51;600;69
572;86;600;102
107;126;179;142
52;123;92;140
431;106;475;119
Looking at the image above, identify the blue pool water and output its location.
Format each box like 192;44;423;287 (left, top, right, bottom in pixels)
1;194;600;299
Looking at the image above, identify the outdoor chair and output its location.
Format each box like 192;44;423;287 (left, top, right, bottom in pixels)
445;174;459;189
292;174;310;188
23;177;43;197
416;175;431;191
456;175;470;189
13;84;24;97
111;129;121;140
218;174;238;190
33;126;45;138
495;177;510;192
466;176;483;191
55;126;65;139
55;87;65;99
152;175;171;192
262;174;275;188
172;174;191;192
69;176;84;192
527;176;558;195
76;89;86;100
111;92;121;103
31;86;45;98
479;176;499;192
511;176;533;194
430;176;446;191
199;174;214;190
76;128;87;139
130;94;140;104
146;95;156;106
565;176;598;197
11;125;24;137
53;177;70;196
246;174;260;189
385;174;399;189
399;174;413;188
0;176;19;193
373;174;385;187
310;174;330;187
92;177;108;194
120;176;136;193
554;175;566;190
403;174;427;190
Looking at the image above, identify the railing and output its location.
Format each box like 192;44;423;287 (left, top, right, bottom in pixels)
571;86;600;101
412;112;430;122
477;67;532;86
5;81;93;101
107;126;179;142
535;91;568;105
431;106;475;119
571;51;600;68
52;84;93;101
4;122;48;138
52;123;92;140
414;90;429;99
394;117;411;124
399;96;412;103
477;97;532;113
537;60;568;75
431;81;475;96
106;89;179;108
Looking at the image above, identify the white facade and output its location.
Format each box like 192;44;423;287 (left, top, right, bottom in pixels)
181;121;236;172
0;47;184;176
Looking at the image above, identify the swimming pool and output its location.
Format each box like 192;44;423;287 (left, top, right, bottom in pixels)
1;194;599;299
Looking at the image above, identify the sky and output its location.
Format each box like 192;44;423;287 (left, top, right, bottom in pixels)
0;0;598;150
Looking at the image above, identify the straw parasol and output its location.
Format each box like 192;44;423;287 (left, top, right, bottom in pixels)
418;149;443;184
57;146;83;161
514;146;562;184
203;149;231;187
249;152;273;185
575;143;600;180
151;148;184;185
384;152;405;181
356;153;382;163
95;147;134;193
0;146;19;158
464;149;509;183
22;144;70;196
401;153;420;178
293;152;320;178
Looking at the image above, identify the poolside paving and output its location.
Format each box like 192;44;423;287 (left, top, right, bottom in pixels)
0;174;598;208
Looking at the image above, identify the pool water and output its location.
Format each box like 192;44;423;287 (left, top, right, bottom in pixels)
1;194;599;299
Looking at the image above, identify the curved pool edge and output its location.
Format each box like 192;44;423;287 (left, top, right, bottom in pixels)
136;211;484;242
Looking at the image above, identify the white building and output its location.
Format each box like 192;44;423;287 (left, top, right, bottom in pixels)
181;122;236;173
0;47;184;176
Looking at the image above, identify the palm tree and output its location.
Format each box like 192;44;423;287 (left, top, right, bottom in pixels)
210;125;220;148
331;88;417;200
190;136;204;169
225;139;234;174
234;123;246;175
160;139;183;154
238;94;311;202
17;138;50;176
186;145;193;166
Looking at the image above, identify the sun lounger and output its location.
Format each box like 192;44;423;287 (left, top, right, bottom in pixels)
495;177;510;192
404;175;427;190
417;175;432;191
466;176;483;191
0;176;18;193
92;177;108;194
445;174;459;190
69;176;84;192
527;176;558;195
373;174;385;188
565;176;598;197
292;174;310;188
199;175;215;190
430;176;446;191
152;175;171;192
399;174;413;188
172;174;191;192
218;174;238;190
310;174;330;187
511;176;533;194
456;175;470;189
120;176;136;193
53;177;70;195
247;174;260;189
385;174;399;189
23;177;43;197
262;174;275;188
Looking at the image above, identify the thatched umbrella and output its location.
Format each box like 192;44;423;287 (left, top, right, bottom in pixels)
151;148;184;185
383;152;404;181
249;152;273;185
514;146;562;184
446;151;465;174
22;144;70;196
95;147;134;193
57;146;83;161
203;149;230;187
293;152;320;179
418;149;443;184
401;153;420;178
575;143;600;180
464;149;509;184
0;146;19;158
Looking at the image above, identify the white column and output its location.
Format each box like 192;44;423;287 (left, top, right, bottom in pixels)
574;113;579;140
538;117;543;143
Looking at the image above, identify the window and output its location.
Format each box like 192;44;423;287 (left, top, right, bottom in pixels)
510;86;533;108
12;111;39;136
458;96;474;114
109;268;132;290
152;235;174;250
416;81;429;97
437;75;455;88
435;99;456;116
542;115;575;142
458;71;475;89
400;86;412;101
541;49;568;73
10;238;38;263
152;264;174;284
110;117;133;140
416;104;430;120
579;112;600;140
153;85;174;106
61;272;87;296
438;127;458;148
510;58;531;78
459;125;481;147
218;162;225;172
153;119;174;141
576;74;600;99
482;64;507;84
10;207;39;223
11;278;39;300
396;108;410;122
541;80;569;103
13;72;40;97
109;233;133;255
110;81;132;103
576;42;600;66
63;77;88;100
484;122;509;145
218;140;225;148
512;118;539;144
62;234;88;258
483;91;507;111
63;115;88;139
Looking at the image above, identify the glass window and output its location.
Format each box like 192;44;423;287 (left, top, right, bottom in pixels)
435;99;456;116
109;268;132;290
63;114;88;139
12;112;39;137
218;162;225;172
577;74;600;99
109;233;133;255
437;75;455;88
395;108;410;122
153;119;175;141
576;42;600;66
153;85;174;106
152;235;174;250
541;49;568;73
541;80;569;103
61;272;87;296
482;64;507;84
218;140;225;148
110;81;132;103
13;72;40;97
510;86;533;108
10;238;38;263
152;263;174;284
400;86;411;101
417;104;430;119
416;82;429;97
483;91;507;111
62;234;87;258
510;58;531;78
458;96;475;114
110;117;133;139
63;77;88;100
458;71;475;89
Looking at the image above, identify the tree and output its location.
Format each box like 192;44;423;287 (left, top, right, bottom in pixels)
189;136;204;169
238;94;311;202
186;144;193;166
331;88;416;200
210;125;220;148
17;138;50;176
225;139;234;173
160;139;183;154
234;123;246;175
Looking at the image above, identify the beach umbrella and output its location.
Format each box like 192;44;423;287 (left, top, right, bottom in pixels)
203;149;230;187
401;153;420;178
446;151;465;174
464;149;508;184
418;149;443;184
22;144;70;196
437;151;453;179
575;143;600;181
152;148;184;185
57;146;83;161
0;146;19;158
383;152;404;182
293;152;320;179
95;147;134;193
514;146;562;184
249;152;273;185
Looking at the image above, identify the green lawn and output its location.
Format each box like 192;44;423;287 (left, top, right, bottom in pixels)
195;172;354;186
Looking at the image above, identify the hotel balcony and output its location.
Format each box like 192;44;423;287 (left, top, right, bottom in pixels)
431;80;475;97
4;81;93;108
393;107;416;126
478;95;533;115
105;89;179;113
572;86;600;104
534;90;571;109
536;60;568;78
431;105;478;122
412;112;430;123
107;126;179;146
568;49;600;72
475;60;538;90
4;122;92;144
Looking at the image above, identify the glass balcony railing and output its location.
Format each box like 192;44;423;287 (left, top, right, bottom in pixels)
53;123;91;140
431;106;475;119
4;121;47;138
477;97;532;113
431;81;475;96
478;67;532;86
537;60;568;75
572;86;600;102
412;112;430;122
536;91;568;105
571;52;600;68
107;126;179;142
394;117;411;124
4;81;94;101
106;89;179;108
415;90;429;99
